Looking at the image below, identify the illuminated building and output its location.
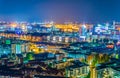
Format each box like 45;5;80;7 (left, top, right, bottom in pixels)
0;25;5;32
0;33;42;42
81;25;87;36
52;61;71;69
96;66;119;78
21;44;27;52
7;22;18;31
67;52;86;60
47;36;50;41
0;45;11;55
45;23;79;32
46;36;78;43
65;61;89;78
113;21;120;40
44;45;62;53
21;24;27;32
79;24;93;41
59;37;62;42
1;21;120;78
11;44;22;54
27;42;44;54
34;75;65;78
11;42;28;54
34;52;54;60
92;22;120;40
55;53;65;61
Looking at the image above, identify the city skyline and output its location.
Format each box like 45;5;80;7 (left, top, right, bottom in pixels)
0;0;120;78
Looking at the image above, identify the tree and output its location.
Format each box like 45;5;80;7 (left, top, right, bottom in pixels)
85;71;90;78
104;54;109;62
25;52;34;61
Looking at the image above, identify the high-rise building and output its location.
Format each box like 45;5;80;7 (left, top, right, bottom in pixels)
11;44;22;54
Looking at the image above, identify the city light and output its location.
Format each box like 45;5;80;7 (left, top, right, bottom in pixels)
0;0;120;78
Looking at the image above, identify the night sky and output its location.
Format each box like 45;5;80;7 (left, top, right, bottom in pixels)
0;0;119;23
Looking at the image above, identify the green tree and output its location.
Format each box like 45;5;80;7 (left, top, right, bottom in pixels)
25;52;34;61
85;71;90;78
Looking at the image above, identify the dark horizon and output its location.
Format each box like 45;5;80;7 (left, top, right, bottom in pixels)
0;0;120;23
